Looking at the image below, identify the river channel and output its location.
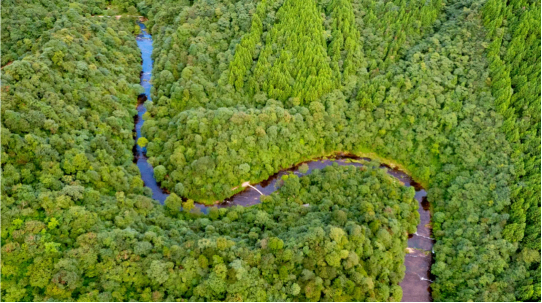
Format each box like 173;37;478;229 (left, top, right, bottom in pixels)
134;22;433;302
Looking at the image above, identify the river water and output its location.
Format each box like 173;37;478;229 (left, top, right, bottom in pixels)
134;23;170;203
134;22;433;302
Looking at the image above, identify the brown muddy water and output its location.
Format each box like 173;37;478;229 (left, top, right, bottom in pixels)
134;22;433;302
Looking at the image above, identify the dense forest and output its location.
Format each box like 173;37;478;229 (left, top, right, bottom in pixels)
142;0;541;300
1;0;540;301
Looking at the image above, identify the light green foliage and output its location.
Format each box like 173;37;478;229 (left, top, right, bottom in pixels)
153;165;166;182
2;0;540;301
228;0;268;91
326;0;365;92
165;192;182;214
146;0;257;113
477;0;541;300
1;6;144;301
250;0;335;104
137;137;149;147
140;0;540;300
2;163;419;301
0;0;108;66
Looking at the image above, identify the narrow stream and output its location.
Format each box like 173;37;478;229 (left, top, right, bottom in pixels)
134;23;171;204
134;22;433;302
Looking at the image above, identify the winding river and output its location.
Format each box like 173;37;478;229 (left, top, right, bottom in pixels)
134;22;433;302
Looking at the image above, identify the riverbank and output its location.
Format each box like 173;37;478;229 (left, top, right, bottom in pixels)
132;22;433;301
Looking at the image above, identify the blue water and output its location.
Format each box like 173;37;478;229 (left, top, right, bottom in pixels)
134;23;170;203
132;24;432;300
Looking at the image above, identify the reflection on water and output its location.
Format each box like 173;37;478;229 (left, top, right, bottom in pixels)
133;23;433;301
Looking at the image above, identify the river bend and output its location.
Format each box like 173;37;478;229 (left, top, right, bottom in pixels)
134;22;433;302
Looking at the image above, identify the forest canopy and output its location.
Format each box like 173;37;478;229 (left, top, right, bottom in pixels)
143;0;541;300
1;0;541;301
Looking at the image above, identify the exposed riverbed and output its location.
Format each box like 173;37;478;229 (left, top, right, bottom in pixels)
134;22;433;302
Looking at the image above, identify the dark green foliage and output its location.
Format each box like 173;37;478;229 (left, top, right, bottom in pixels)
2;0;540;300
0;0;109;66
147;0;257;114
1;8;144;301
352;0;442;70
2;162;419;301
141;0;540;300
482;0;541;300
